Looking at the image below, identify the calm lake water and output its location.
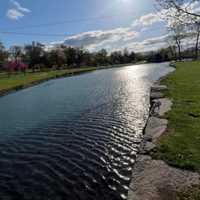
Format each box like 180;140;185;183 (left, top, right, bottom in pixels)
0;63;173;200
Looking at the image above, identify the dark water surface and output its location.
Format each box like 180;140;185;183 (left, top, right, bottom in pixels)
0;63;173;200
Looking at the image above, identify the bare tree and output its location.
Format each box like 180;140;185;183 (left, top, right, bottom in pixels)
166;39;177;59
168;22;186;60
0;42;7;61
9;46;23;60
156;0;200;60
156;0;200;18
189;19;200;59
195;23;200;59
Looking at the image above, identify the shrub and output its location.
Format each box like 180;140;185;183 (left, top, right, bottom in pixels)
5;60;28;73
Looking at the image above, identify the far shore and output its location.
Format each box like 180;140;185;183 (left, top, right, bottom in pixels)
0;61;148;98
0;67;96;98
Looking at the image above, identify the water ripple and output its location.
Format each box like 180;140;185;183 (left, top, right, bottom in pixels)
0;63;174;200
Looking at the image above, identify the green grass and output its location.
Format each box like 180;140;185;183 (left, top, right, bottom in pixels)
0;67;96;94
152;61;200;171
176;185;200;200
0;62;141;95
150;61;200;199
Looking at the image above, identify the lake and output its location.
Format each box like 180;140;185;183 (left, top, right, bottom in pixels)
0;63;174;200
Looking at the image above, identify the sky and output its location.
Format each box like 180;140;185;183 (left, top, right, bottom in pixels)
0;0;178;52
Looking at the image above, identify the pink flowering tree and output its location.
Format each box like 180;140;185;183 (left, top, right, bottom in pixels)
18;61;28;73
5;60;28;75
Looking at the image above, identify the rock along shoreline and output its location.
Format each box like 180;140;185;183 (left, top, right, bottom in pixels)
128;67;200;200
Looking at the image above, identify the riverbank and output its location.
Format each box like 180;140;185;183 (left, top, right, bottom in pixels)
0;67;97;97
153;61;200;171
0;62;143;97
154;61;200;199
128;61;200;200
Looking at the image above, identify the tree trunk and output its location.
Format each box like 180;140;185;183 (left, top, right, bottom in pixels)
178;44;181;60
175;39;181;61
173;46;177;60
169;46;177;60
195;30;200;60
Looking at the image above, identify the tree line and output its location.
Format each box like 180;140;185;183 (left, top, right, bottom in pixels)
0;40;179;73
1;0;200;73
0;42;139;72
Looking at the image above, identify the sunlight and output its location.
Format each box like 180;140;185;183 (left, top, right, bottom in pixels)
120;0;131;2
118;0;132;5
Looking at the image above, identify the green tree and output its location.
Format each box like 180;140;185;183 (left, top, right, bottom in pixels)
63;47;77;67
24;42;45;72
95;49;108;66
110;51;123;64
129;51;136;63
0;42;8;70
48;49;66;69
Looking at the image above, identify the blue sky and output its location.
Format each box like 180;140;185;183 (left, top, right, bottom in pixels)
0;0;169;52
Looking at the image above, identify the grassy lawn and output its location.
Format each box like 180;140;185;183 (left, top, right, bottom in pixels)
0;63;138;95
0;67;96;93
151;61;200;199
153;61;200;171
176;185;200;200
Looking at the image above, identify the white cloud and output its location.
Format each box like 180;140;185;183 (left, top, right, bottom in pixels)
48;25;169;53
7;0;30;20
120;35;168;52
60;30;168;53
49;2;200;53
132;13;163;27
48;10;169;52
126;31;200;53
63;27;139;52
10;0;30;13
7;8;24;20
